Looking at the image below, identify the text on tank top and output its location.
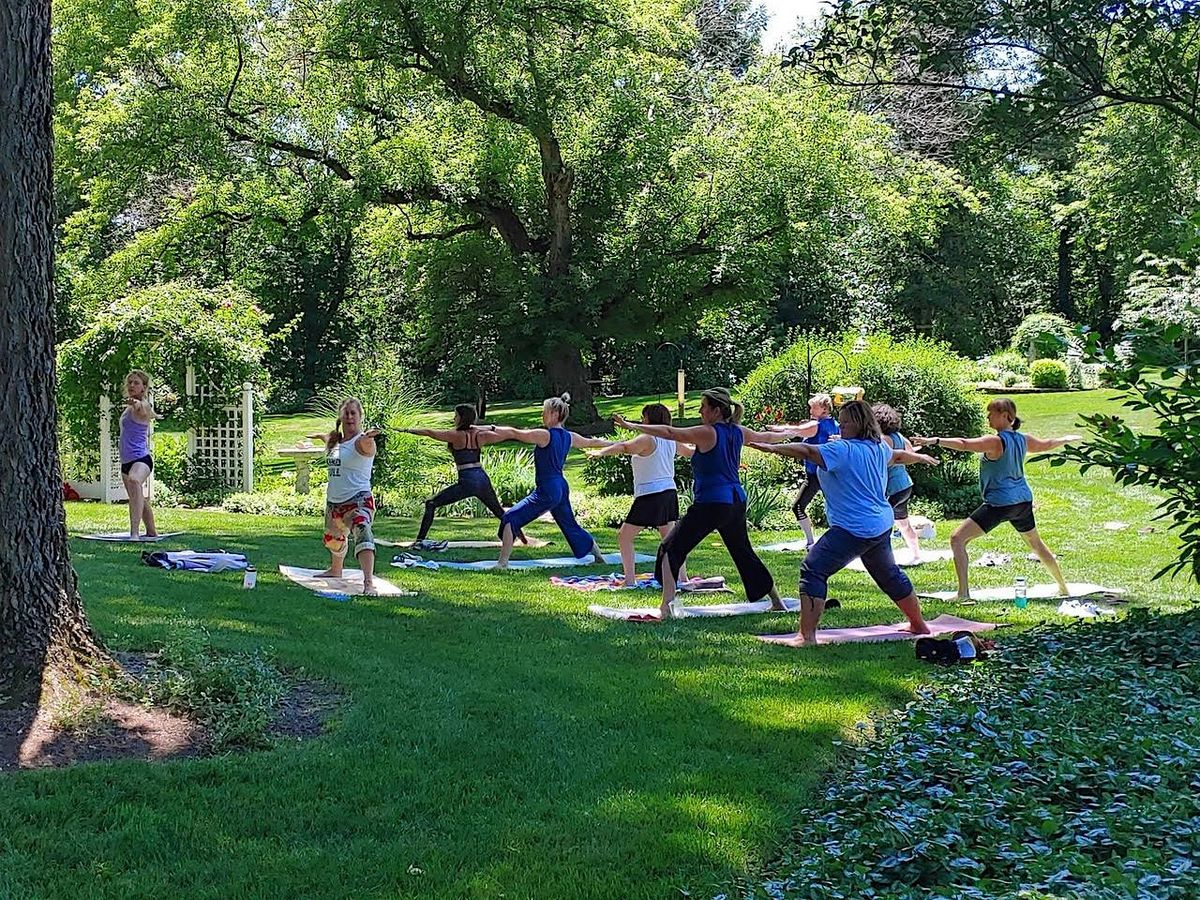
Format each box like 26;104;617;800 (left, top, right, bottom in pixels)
691;422;746;505
119;408;151;463
327;433;374;503
979;430;1033;505
631;437;676;497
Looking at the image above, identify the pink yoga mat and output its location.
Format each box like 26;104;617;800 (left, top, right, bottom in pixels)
756;613;998;647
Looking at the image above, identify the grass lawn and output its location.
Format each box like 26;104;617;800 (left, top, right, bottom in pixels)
1;390;1190;898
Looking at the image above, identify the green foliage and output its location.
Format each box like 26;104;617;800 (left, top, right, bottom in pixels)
172;455;230;508
981;351;1029;379
574;494;636;530
1052;326;1200;581
1011;312;1075;360
56;281;271;464
741;479;788;531
152;433;188;491
581;437;694;497
123;622;289;752
221;490;326;518
1029;358;1070;389
748;609;1200;898
1118;256;1200;338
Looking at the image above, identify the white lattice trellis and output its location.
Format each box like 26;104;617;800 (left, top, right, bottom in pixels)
186;365;254;492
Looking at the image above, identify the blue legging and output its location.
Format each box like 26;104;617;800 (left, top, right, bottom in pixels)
501;477;595;559
800;525;913;602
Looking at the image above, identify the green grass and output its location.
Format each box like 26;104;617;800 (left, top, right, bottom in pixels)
0;390;1189;898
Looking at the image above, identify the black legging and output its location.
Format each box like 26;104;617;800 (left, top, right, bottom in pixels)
792;475;822;522
416;468;525;542
655;498;774;601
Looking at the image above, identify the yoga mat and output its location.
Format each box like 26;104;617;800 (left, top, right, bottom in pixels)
918;582;1125;603
279;565;416;597
757;540;810;553
846;548;954;572
553;574;732;593
394;552;655;572
376;538;552;549
77;532;184;543
589;597;803;621
757;613;998;647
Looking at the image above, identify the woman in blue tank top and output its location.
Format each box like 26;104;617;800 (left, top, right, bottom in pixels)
473;393;611;568
872;404;922;564
914;397;1079;601
615;387;792;619
750;401;939;646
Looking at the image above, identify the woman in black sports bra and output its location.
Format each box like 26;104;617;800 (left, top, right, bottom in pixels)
402;405;529;546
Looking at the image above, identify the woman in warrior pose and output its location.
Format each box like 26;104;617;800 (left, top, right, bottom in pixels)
749;400;938;645
401;404;529;548
585;403;694;586
473;394;610;569
914;398;1077;601
615;387;791;619
767;393;839;549
872;403;922;564
311;398;381;594
119;370;159;538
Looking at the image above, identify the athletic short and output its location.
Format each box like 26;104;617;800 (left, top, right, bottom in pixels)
325;491;377;555
969;501;1036;534
120;455;153;475
887;486;913;521
625;489;680;528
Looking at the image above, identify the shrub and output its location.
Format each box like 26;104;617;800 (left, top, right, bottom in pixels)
1010;311;1074;360
981;350;1028;379
221;490;325;517
173;455;229;507
152;433;188;490
743;479;788;530
482;448;537;506
574;494;635;529
1029;358;1070;389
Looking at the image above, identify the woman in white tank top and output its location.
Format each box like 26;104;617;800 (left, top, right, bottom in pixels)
586;404;694;586
308;397;381;594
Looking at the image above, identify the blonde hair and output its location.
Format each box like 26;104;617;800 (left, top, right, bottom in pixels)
809;393;833;415
987;397;1022;430
543;393;571;425
701;387;743;424
326;397;365;450
123;370;150;397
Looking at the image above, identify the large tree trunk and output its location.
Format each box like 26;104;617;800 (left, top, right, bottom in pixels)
1;0;105;699
1055;221;1074;320
537;133;600;426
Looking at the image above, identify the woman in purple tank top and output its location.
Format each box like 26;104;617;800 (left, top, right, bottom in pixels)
119;369;158;538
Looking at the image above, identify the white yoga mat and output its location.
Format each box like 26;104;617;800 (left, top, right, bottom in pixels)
589;597;803;621
394;552;655;572
279;565;416;597
918;582;1125;602
77;532;184;543
376;538;552;549
846;548;954;572
757;540;810;553
757;613;998;647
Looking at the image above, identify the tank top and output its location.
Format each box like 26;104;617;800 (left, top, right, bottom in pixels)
979;430;1033;506
119;408;151;463
691;422;746;505
533;427;571;484
327;433;374;503
885;432;913;496
804;416;839;475
449;430;481;466
631;437;676;497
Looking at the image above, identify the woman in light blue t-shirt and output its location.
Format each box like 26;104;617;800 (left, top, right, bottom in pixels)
914;397;1079;601
749;401;939;646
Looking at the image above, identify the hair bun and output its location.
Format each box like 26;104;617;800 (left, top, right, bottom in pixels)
560;392;571;403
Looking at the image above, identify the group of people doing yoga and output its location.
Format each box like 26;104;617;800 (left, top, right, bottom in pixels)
117;367;1077;634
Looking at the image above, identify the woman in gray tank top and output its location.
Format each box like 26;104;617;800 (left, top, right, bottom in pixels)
586;404;694;586
119;369;159;538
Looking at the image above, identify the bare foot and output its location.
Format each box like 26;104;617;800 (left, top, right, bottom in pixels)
794;632;818;646
145;531;159;538
362;584;378;597
317;568;343;579
899;621;932;635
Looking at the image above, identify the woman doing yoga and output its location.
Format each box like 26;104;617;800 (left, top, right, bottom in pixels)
615;387;790;619
768;393;839;549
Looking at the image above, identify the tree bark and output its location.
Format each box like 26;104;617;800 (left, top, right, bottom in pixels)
0;0;105;699
1055;221;1074;321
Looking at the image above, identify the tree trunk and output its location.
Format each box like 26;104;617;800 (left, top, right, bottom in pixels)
536;133;600;424
0;0;105;699
1055;221;1074;320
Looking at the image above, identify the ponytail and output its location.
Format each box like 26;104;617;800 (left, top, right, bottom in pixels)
730;401;744;424
1013;417;1022;430
543;392;571;424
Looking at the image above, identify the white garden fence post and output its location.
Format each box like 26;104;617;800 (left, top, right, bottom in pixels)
242;382;254;492
99;394;116;503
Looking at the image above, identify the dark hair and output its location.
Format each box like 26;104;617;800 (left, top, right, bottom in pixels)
987;397;1022;430
454;404;477;430
838;400;883;442
701;387;744;424
872;403;902;435
641;403;672;426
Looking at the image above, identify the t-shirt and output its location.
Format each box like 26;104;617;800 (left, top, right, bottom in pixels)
804;416;840;475
816;438;894;537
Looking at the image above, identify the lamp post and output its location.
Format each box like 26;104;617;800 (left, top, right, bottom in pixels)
658;341;685;420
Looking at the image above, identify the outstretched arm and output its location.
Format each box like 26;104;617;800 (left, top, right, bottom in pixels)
889;448;940;467
125;397;155;422
473;425;550;447
675;443;695;459
1024;434;1082;452
355;429;381;457
912;434;1004;455
585;435;653;458
739;424;798;444
767;421;819;439
570;433;612;450
614;414;716;450
401;427;460;443
746;442;825;466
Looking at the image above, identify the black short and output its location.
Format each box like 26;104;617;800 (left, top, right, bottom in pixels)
120;454;153;476
888;486;913;520
625;489;680;528
969;501;1035;534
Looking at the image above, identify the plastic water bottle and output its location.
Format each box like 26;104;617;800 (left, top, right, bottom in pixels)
243;565;257;590
669;597;684;619
1014;575;1027;609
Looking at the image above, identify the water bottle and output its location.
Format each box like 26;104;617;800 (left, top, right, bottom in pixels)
669;596;684;619
1014;575;1027;609
243;565;257;589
